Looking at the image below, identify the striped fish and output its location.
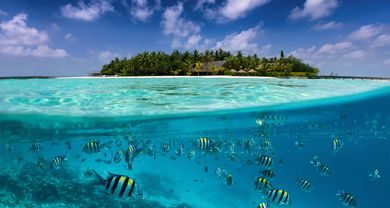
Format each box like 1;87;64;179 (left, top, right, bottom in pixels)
318;164;330;176
162;143;170;152
296;178;313;192
258;155;273;168
83;141;101;153
113;150;122;163
30;142;41;152
254;177;271;191
266;189;291;206
50;155;67;169
125;145;137;170
94;171;142;199
257;202;269;208
261;170;275;179
198;137;211;151
332;137;344;154
337;191;357;208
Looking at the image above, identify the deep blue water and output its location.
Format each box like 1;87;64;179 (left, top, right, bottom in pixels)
0;80;389;208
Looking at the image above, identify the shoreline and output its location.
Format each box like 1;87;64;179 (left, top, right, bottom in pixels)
57;75;275;79
0;75;389;81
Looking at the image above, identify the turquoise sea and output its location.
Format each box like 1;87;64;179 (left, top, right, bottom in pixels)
0;77;389;208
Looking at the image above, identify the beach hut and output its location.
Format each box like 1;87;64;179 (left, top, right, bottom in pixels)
237;69;247;75
230;69;237;75
248;69;257;75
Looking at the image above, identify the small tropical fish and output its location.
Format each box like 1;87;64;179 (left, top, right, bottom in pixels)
318;164;330;176
113;150;122;163
369;169;381;181
257;202;270;208
198;137;211;151
176;144;184;156
261;170;275;179
294;140;305;150
50;154;67;169
266;189;291;206
337;191;357;208
162;143;170;152
332;137;344;154
260;140;272;150
187;150;195;160
254;177;271;191
83;141;101;153
30;142;41;152
296;178;313;192
243;139;254;153
258;155;273;168
225;173;233;186
310;155;321;167
92;171;143;199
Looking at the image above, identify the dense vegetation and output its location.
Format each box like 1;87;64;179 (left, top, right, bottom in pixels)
100;49;319;77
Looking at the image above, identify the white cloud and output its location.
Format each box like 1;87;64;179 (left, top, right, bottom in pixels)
0;13;48;46
183;34;214;50
204;0;270;22
194;0;216;11
0;13;68;58
313;21;343;30
317;42;354;55
99;51;120;62
61;0;114;21
348;24;383;41
121;0;160;21
64;33;76;42
0;9;8;16
185;34;202;49
372;34;390;48
162;2;200;38
289;0;339;20
213;26;263;54
343;50;365;59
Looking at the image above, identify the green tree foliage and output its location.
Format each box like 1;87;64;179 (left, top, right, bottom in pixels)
100;49;319;77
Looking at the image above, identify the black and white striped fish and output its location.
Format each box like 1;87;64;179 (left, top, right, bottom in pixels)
83;141;101;153
296;178;313;192
337;191;357;208
30;142;41;152
257;202;270;208
125;144;139;170
198;137;211;151
266;189;291;206
318;164;330;176
162;143;170;152
254;177;271;191
261;170;275;179
92;171;143;199
332;137;344;154
50;154;67;169
258;155;273;168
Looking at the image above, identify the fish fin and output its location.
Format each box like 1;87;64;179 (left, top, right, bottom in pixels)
91;170;106;185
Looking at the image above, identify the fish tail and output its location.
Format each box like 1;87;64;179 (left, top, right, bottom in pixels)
91;170;105;185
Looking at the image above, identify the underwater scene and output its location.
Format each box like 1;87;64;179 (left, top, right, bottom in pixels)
0;78;389;208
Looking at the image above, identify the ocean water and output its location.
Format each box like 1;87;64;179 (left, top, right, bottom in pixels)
0;77;389;208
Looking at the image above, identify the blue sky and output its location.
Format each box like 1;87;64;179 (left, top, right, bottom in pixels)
0;0;389;76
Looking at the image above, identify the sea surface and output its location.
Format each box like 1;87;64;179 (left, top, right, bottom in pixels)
0;77;389;208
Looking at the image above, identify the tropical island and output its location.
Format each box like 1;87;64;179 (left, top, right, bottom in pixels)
99;49;319;77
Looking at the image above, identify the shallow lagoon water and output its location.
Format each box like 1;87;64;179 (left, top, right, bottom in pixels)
0;77;389;208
